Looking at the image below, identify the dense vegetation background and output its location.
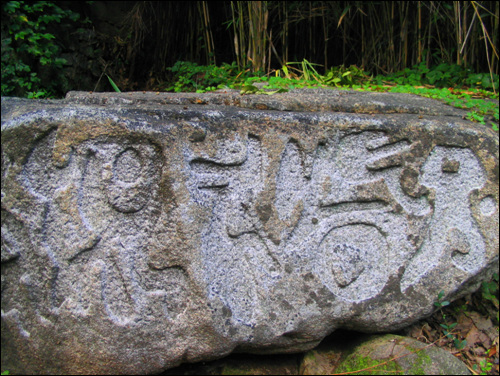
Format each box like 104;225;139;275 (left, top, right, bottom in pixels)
1;1;499;97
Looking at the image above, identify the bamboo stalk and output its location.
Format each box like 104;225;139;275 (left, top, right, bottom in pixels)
115;2;498;89
471;1;498;93
230;2;240;69
361;9;365;70
454;1;462;66
238;1;246;68
202;1;215;65
493;1;499;73
427;2;434;67
246;1;268;73
418;1;422;63
285;3;288;64
389;2;395;71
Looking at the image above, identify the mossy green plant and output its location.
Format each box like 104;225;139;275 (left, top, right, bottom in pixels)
332;335;469;375
334;352;403;375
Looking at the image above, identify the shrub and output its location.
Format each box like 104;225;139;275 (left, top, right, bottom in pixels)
1;1;79;98
166;61;238;92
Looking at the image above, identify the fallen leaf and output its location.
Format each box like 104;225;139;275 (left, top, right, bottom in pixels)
422;323;435;342
456;312;474;332
466;326;492;349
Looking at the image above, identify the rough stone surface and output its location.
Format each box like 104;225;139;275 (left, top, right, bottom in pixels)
1;90;498;374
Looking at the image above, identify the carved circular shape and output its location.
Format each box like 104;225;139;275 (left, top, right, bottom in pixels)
313;223;388;302
105;145;159;213
113;148;142;183
479;195;497;216
107;185;149;213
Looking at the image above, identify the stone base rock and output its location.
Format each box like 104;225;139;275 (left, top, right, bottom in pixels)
300;333;471;375
1;90;498;374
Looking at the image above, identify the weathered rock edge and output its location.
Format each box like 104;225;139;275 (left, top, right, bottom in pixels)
65;88;469;116
1;92;498;375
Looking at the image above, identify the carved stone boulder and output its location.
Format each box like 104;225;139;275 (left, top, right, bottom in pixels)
1;90;498;374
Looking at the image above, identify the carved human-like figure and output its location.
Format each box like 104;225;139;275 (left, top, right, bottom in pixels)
19;132;181;325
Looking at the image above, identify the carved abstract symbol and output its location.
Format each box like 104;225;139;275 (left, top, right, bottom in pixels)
77;141;177;324
187;135;282;326
274;131;419;303
275;141;310;224
21;130;99;263
188;135;265;237
316;131;429;216
401;146;487;291
272;131;424;302
1;210;24;263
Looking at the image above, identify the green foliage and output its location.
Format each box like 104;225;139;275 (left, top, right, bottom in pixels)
426;63;469;88
323;65;369;87
106;74;121;93
481;273;499;306
466;72;500;91
434;290;450;308
481;273;499;323
467;111;487;125
473;358;494;375
166;60;318;93
284;59;323;82
164;59;498;131
1;371;9;375
434;290;467;350
380;85;498;131
373;62;499;92
1;1;79;98
166;61;251;93
439;321;467;350
360;65;499;131
239;83;287;95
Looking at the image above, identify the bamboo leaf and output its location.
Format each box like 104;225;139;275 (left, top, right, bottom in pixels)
106;74;121;93
338;6;350;28
240;84;259;94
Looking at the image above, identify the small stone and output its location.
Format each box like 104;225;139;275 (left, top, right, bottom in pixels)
189;128;206;142
441;157;460;173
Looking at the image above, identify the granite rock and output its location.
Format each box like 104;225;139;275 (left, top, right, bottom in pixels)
1;91;498;374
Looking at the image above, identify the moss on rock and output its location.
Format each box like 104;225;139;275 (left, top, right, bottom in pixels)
331;334;470;375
